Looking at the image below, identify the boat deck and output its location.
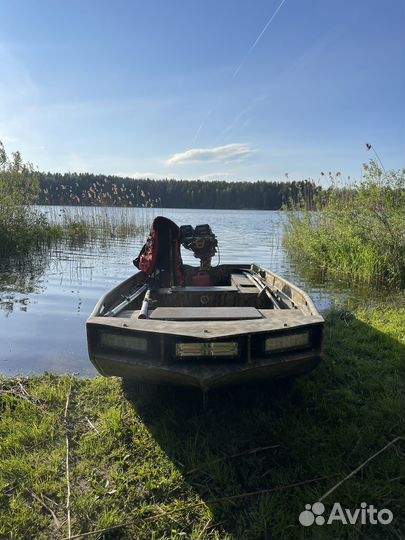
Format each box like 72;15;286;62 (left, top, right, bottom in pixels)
119;307;280;320
90;308;323;341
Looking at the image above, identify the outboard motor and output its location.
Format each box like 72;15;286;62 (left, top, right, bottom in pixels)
180;224;218;286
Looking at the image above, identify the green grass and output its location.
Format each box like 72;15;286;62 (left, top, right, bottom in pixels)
0;304;404;540
0;206;148;256
283;161;405;288
47;206;149;242
0;140;149;256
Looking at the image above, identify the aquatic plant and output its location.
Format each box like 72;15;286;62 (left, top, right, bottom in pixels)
284;159;405;288
0;141;56;255
0;141;151;256
45;206;151;240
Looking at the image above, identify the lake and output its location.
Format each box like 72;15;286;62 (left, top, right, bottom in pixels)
0;207;337;376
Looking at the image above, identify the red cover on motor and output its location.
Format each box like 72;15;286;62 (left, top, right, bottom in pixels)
191;272;210;286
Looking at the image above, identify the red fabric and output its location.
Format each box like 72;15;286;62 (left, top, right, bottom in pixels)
191;272;210;286
136;216;184;286
138;230;159;274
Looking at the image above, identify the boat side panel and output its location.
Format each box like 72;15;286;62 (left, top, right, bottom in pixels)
88;350;321;390
88;271;146;318
252;263;320;316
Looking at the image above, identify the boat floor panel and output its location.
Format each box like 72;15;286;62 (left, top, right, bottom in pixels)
149;307;263;320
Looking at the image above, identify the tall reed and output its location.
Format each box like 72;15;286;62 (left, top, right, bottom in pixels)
284;160;405;288
0;141;153;256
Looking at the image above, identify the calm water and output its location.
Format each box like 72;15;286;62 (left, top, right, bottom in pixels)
0;207;337;376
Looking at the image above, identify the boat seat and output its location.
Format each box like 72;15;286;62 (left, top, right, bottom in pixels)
149;307;263;320
158;286;238;294
231;273;255;288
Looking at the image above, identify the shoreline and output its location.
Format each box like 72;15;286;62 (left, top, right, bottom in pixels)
1;305;404;539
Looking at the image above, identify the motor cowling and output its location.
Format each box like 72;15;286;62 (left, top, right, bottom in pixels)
179;224;218;271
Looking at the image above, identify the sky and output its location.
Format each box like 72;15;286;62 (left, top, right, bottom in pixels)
0;0;404;183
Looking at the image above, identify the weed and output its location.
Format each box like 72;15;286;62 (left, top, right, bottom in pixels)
284;160;405;288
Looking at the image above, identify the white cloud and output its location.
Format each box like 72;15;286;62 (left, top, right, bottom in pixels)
117;171;170;180
166;143;254;165
113;171;235;182
197;172;233;181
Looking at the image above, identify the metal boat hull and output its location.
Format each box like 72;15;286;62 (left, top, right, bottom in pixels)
88;349;321;391
87;264;324;390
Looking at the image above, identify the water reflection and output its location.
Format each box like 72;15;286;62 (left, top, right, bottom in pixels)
0;253;49;316
0;207;342;375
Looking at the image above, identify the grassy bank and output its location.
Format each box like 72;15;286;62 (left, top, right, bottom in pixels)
284;160;405;288
0;304;404;540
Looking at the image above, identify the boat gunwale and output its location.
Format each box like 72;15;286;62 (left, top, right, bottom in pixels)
88;263;323;323
250;263;320;317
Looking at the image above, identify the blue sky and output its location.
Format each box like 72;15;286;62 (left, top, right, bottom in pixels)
0;0;404;183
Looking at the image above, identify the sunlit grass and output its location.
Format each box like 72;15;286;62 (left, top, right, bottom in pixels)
1;303;404;539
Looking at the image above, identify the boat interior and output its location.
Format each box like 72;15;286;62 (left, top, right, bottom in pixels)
98;218;315;322
88;219;323;383
101;263;313;323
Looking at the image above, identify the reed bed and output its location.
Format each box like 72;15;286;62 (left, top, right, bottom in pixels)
0;205;151;257
44;206;151;242
283;159;405;288
40;176;162;209
0;141;153;256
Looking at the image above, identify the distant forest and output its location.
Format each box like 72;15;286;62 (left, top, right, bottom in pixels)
36;172;322;210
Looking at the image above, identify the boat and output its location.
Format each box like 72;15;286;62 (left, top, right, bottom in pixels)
87;216;324;391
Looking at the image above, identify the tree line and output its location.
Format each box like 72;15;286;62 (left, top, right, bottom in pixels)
36;172;322;210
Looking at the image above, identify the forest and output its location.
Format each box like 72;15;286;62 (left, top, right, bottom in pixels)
36;172;322;209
